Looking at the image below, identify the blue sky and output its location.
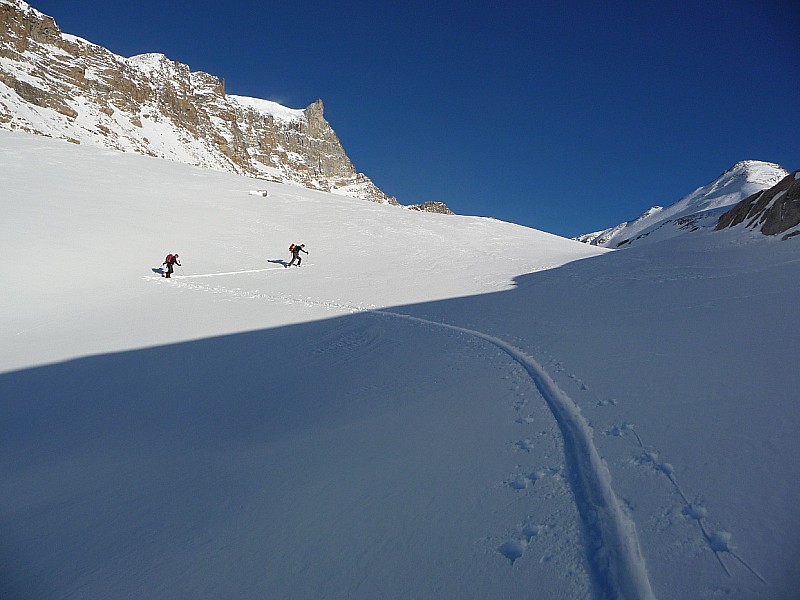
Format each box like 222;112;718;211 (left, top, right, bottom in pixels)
30;0;799;237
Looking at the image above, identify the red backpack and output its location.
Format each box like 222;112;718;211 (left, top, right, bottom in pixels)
165;254;174;264
289;244;295;253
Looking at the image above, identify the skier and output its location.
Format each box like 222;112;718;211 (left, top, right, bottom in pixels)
162;252;181;278
286;243;308;267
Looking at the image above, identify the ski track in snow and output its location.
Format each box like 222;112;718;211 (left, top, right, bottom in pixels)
151;265;302;279
148;275;659;598
380;311;657;600
144;273;373;313
557;364;766;589
605;423;766;585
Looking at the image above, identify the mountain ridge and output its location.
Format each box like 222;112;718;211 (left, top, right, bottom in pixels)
575;160;789;247
0;0;450;213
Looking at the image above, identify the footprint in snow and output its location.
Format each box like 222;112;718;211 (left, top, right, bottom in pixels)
597;398;618;407
508;475;530;491
707;531;734;553
498;523;545;564
515;439;535;452
506;469;547;492
681;504;708;521
498;539;527;564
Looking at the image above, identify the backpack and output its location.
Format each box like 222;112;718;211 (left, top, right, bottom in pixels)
165;253;174;264
289;244;295;253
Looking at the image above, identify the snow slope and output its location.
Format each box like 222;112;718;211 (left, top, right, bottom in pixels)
1;130;798;599
576;161;789;248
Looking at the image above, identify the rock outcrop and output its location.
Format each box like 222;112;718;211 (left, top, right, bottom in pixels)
407;201;455;215
715;171;800;240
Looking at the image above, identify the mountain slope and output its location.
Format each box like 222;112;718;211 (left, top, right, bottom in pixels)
716;170;800;239
0;0;397;204
576;160;789;248
2;129;799;599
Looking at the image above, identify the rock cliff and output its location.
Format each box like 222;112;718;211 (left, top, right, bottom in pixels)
715;171;800;240
0;0;409;206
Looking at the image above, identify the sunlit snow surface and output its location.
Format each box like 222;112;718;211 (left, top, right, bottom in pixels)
1;130;798;599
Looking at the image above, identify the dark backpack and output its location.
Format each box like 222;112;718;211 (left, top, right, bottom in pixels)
289;244;295;253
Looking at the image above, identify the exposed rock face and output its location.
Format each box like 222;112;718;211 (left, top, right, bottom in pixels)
0;0;404;205
715;172;800;240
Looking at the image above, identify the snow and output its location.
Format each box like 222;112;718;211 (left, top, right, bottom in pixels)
1;129;799;599
0;0;41;16
579;161;789;248
229;95;306;123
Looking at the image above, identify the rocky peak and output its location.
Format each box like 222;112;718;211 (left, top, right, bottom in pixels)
304;98;325;123
0;0;436;209
1;0;59;49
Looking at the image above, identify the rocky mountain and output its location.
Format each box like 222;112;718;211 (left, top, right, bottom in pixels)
575;160;789;248
0;0;453;212
715;171;800;240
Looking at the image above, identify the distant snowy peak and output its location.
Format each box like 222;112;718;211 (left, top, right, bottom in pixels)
574;206;663;246
575;160;790;248
686;160;788;211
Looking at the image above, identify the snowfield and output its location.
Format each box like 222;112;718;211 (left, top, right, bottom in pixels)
1;130;798;599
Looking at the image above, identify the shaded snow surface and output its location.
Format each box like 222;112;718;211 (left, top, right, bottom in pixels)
1;130;798;599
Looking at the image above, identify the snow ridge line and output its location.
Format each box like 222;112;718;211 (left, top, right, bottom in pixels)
377;310;657;600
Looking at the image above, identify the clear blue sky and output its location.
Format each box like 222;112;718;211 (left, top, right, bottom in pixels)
30;0;799;237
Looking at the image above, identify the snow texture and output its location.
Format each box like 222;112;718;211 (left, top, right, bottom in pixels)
1;129;799;599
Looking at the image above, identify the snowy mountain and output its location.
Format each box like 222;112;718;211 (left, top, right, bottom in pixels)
716;170;800;239
0;0;421;207
575;160;789;248
3;129;800;599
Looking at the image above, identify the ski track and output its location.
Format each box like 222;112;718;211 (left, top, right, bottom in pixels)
148;277;659;599
380;310;657;600
153;266;293;278
606;423;766;585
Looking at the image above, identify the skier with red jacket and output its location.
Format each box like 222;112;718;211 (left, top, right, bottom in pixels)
286;244;307;267
162;252;181;278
